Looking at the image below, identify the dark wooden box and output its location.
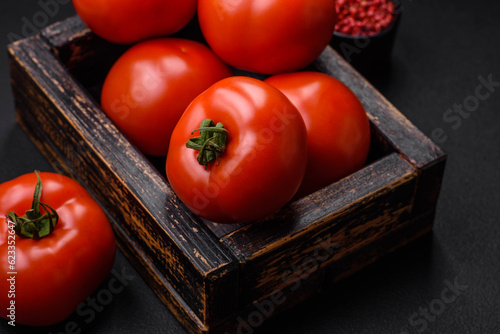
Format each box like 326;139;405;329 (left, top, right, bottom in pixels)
8;16;446;334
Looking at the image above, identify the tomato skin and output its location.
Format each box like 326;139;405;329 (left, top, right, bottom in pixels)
265;72;371;197
101;38;233;157
166;76;308;224
197;0;337;74
0;172;116;326
73;0;197;44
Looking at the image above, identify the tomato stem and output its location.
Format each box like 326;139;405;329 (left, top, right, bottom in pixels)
186;119;228;169
6;171;59;240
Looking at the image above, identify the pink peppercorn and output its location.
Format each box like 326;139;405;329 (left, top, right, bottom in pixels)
335;0;396;36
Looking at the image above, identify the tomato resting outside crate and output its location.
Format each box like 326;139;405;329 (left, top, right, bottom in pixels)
0;171;116;326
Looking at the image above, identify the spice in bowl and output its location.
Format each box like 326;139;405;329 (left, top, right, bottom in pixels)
335;0;396;36
330;0;401;73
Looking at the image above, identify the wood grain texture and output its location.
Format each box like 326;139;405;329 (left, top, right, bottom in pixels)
223;153;418;306
324;209;435;284
111;213;209;334
8;15;447;333
8;33;238;325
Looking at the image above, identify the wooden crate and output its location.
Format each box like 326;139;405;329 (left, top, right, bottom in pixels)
7;16;446;334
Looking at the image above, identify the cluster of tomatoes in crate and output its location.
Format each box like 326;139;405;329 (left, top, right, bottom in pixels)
73;0;371;224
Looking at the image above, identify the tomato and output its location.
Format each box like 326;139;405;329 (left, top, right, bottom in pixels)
197;0;337;74
72;0;197;44
101;38;233;157
265;71;371;198
166;76;308;224
0;172;116;326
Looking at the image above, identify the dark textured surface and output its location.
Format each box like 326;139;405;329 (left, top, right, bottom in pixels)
1;1;499;334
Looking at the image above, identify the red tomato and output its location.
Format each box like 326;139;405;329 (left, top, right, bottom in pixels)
197;0;337;74
166;76;308;224
265;71;371;197
73;0;197;44
0;172;116;326
101;38;233;157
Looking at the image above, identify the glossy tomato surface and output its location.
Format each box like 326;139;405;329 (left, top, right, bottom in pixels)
266;71;371;197
101;38;233;157
166;76;308;224
0;172;116;326
73;0;197;44
197;0;337;74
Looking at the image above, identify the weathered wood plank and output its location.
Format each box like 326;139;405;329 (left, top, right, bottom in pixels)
209;210;435;334
109;215;209;334
8;35;238;324
222;153;418;305
324;209;435;283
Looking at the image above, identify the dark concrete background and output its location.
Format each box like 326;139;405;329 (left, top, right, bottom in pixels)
1;0;499;333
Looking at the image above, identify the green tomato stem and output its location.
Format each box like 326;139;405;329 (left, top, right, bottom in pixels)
6;171;59;240
186;119;228;169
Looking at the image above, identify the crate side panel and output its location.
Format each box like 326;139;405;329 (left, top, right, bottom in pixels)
8;37;239;324
209;210;435;334
223;153;418;305
223;153;416;257
412;155;447;215
112;216;209;334
325;209;435;283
